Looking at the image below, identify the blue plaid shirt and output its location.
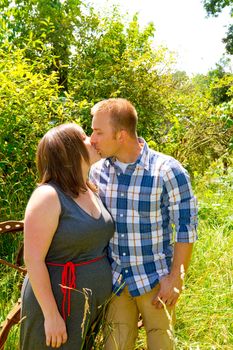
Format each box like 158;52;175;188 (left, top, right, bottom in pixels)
90;139;198;296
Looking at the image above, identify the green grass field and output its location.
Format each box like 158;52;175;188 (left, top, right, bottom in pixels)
1;163;233;349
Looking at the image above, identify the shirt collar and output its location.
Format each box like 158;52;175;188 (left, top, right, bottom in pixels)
103;138;150;171
136;138;150;171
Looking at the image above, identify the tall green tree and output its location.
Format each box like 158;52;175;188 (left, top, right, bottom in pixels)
203;0;233;54
0;43;83;219
207;62;233;105
69;9;176;141
0;0;83;91
0;0;232;191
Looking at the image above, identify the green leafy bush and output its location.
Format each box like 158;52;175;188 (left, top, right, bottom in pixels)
0;45;81;220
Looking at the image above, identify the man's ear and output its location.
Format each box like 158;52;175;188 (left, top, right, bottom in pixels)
117;129;127;144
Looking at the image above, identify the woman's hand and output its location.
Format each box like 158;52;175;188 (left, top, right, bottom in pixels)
44;312;68;348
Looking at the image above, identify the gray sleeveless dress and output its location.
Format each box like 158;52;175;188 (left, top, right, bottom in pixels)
20;183;114;350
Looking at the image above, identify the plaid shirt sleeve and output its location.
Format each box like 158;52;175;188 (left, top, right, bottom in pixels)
162;159;198;243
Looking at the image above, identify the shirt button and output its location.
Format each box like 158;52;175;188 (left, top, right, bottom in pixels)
120;214;123;217
121;193;124;196
121;234;124;237
117;173;120;176
125;269;128;273
123;252;126;256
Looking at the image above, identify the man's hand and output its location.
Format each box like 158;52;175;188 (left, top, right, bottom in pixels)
152;242;194;309
152;273;183;309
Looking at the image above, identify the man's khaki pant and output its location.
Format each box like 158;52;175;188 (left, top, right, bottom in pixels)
104;285;175;350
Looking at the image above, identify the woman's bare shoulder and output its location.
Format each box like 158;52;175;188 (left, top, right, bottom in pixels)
26;184;60;213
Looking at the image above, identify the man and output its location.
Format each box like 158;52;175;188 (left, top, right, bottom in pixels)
89;98;197;350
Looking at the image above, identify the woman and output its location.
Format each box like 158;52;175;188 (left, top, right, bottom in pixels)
20;123;114;349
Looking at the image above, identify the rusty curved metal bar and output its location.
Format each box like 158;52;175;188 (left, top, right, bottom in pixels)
0;220;25;350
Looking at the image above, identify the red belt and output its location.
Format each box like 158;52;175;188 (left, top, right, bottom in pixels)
47;255;105;321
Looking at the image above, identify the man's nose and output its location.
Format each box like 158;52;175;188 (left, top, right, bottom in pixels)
90;133;95;145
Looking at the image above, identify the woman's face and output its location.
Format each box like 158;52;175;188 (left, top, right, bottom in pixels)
82;131;101;165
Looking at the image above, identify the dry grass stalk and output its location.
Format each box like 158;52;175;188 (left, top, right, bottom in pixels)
59;285;92;338
158;297;176;349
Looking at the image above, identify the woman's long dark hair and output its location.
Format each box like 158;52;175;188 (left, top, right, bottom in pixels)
36;123;90;197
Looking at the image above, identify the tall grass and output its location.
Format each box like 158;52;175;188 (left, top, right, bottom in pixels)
174;220;233;349
1;162;233;349
175;166;233;349
0;267;22;350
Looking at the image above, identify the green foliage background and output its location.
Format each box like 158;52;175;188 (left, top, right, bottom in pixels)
0;0;232;348
0;0;232;221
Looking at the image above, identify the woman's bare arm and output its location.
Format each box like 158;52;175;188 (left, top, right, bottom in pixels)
24;185;67;348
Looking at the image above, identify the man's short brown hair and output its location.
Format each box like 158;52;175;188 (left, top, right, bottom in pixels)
91;98;138;137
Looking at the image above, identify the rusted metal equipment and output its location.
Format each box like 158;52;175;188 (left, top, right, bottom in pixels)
0;220;25;350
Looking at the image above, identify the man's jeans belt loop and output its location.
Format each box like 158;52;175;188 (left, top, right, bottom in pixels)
47;255;105;320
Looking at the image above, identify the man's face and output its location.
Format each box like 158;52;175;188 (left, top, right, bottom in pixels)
91;112;119;158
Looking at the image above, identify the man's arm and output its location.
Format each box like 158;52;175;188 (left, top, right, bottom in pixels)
152;242;193;308
152;159;197;308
